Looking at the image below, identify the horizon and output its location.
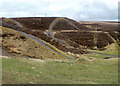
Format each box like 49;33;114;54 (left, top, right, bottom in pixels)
1;17;118;22
0;0;119;21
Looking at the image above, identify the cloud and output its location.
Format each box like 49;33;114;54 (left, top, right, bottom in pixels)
12;11;32;17
35;14;46;17
0;0;119;21
73;0;118;21
0;12;8;17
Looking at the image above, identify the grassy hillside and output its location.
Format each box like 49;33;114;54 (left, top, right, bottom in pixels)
1;26;67;60
2;57;118;84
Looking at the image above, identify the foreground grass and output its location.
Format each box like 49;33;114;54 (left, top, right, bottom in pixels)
2;57;118;84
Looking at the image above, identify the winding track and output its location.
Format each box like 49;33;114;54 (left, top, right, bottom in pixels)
48;17;80;31
17;31;75;60
19;30;120;58
89;51;120;58
1;18;75;60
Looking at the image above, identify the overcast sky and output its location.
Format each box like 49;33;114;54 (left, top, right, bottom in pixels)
0;0;119;21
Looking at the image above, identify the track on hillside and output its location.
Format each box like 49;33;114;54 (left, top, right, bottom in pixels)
17;30;75;60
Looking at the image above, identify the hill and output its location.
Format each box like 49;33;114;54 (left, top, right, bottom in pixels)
0;17;118;58
1;26;69;60
79;21;119;45
1;17;119;84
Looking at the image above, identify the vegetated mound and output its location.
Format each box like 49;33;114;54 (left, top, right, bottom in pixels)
12;17;56;31
11;17;90;31
1;17;115;54
48;17;90;31
1;26;65;60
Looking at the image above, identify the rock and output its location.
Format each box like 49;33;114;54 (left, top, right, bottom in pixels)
32;67;35;69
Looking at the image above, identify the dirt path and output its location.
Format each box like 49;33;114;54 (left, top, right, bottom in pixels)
89;51;120;58
48;17;80;31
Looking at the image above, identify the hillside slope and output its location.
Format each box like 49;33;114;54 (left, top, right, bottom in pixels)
1;26;69;60
79;21;119;45
1;17;116;54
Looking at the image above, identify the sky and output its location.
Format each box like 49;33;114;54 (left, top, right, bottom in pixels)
0;0;119;21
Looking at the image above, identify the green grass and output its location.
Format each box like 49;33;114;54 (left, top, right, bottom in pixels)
2;57;118;84
84;53;107;58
